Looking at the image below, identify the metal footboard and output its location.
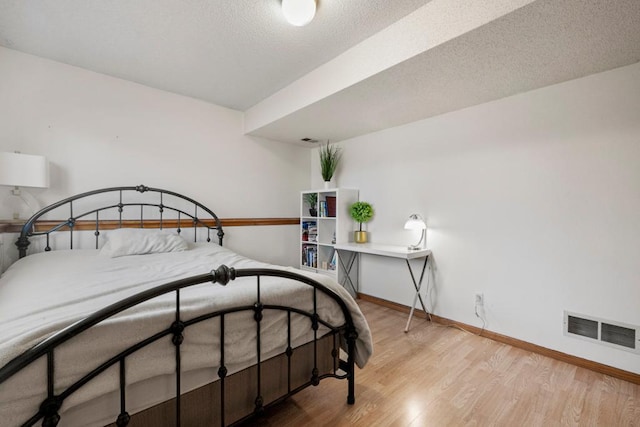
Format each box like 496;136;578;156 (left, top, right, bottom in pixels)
0;265;358;427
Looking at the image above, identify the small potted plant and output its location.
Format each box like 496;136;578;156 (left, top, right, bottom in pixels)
349;201;374;243
303;193;318;216
319;141;341;188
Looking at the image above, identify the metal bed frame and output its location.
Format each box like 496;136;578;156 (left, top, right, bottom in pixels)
15;184;225;258
0;185;358;426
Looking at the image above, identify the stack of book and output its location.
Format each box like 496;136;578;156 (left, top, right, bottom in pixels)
301;221;317;242
308;224;317;242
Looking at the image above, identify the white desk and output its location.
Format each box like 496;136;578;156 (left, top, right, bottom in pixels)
334;243;431;332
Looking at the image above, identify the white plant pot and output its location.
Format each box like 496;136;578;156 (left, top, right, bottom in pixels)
323;177;336;189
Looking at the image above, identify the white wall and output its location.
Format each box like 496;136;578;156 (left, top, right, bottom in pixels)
0;46;309;269
312;62;640;374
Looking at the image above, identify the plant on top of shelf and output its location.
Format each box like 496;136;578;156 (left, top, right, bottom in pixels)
319;141;341;187
349;201;374;243
303;193;318;216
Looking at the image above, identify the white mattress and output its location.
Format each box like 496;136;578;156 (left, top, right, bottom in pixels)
0;243;372;426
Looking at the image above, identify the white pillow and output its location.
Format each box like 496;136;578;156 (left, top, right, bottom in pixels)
100;228;189;258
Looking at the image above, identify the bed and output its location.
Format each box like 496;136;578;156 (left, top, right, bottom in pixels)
0;185;372;426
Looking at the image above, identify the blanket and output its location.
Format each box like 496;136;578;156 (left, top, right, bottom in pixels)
0;243;372;426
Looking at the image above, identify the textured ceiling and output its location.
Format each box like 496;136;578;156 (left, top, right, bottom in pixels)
0;0;430;111
248;0;640;144
0;0;638;146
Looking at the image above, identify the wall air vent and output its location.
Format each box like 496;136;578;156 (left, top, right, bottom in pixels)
564;311;640;354
567;316;598;339
601;323;636;349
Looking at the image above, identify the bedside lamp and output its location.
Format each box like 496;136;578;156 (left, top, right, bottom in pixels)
0;152;50;219
404;214;426;250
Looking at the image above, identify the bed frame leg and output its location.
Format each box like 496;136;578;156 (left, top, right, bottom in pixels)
348;380;355;405
346;327;357;405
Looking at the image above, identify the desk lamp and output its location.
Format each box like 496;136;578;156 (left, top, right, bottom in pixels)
0;152;50;219
404;214;426;250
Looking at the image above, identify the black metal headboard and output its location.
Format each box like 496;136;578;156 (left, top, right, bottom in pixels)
16;185;224;258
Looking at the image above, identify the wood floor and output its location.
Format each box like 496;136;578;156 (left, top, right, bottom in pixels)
251;300;640;426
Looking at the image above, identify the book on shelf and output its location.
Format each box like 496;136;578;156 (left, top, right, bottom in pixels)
325;196;336;217
301;245;317;268
319;201;327;217
328;248;337;270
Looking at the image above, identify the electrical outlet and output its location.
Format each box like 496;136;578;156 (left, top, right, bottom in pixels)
475;293;484;306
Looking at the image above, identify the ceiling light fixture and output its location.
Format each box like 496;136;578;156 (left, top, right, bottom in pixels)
282;0;316;27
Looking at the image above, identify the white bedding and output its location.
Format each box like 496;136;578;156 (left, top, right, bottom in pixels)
0;243;372;426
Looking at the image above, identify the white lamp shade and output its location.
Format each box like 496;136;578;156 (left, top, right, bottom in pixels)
282;0;316;26
0;152;50;188
404;214;426;230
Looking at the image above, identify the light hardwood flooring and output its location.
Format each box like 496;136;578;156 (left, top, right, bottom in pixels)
252;300;640;426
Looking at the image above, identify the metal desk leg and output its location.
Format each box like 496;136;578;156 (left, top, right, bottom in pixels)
337;250;358;296
404;255;430;332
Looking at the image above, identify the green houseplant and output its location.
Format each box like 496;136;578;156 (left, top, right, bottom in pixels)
303;193;318;216
349;201;374;243
319;142;341;188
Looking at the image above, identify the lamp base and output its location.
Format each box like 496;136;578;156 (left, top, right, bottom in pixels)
407;229;426;251
7;187;40;220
